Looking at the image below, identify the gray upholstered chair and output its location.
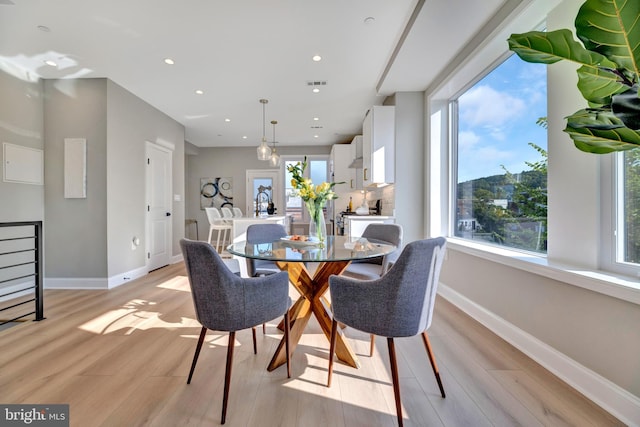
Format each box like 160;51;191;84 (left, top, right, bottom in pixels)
343;223;403;356
342;223;403;281
245;223;288;278
180;238;291;425
327;237;447;427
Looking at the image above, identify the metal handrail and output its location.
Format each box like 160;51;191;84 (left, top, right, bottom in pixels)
0;221;44;325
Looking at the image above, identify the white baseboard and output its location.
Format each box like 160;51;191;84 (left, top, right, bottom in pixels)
45;277;107;290
107;265;148;289
438;283;640;427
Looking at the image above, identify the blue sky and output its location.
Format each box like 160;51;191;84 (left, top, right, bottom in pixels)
457;54;547;183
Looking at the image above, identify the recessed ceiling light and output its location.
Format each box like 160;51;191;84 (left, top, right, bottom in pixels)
314;135;319;138
312;88;320;93
313;117;319;121
242;136;248;139
224;118;231;122
312;55;322;62
44;60;57;67
37;25;50;32
195;89;204;95
164;58;175;65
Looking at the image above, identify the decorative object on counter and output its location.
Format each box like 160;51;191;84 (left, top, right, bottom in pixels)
200;177;233;210
269;120;281;167
348;196;353;212
256;99;272;160
355;190;369;215
287;156;342;245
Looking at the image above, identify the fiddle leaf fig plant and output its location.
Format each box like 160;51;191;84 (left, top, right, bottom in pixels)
507;0;640;154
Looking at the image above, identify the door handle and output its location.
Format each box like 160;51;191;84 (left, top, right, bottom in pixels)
166;212;171;217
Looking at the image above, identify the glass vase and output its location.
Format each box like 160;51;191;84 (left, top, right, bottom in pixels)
306;200;326;245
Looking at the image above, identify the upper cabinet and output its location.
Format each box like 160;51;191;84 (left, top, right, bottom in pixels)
362;105;395;186
330;143;352;193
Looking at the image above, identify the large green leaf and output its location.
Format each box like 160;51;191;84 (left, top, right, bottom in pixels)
565;109;640;153
508;29;618;68
576;65;628;104
576;0;640;81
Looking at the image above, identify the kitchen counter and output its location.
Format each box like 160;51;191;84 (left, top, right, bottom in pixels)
344;215;395;238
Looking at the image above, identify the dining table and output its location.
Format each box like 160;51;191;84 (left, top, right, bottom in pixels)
227;234;397;371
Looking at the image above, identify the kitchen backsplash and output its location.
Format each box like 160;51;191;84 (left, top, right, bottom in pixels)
365;184;395;216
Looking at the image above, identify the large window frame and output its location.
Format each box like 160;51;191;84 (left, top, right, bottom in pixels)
425;9;640;303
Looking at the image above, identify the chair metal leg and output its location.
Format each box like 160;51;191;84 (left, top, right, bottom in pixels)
252;327;257;354
284;311;291;378
422;332;445;398
370;334;375;357
221;331;236;425
387;338;404;427
187;326;207;384
327;319;338;387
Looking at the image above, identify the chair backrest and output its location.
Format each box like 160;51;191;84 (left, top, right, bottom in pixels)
180;238;245;331
246;223;288;243
233;207;244;218
221;207;234;220
356;223;403;271
205;207;222;225
385;237;446;334
245;224;288;277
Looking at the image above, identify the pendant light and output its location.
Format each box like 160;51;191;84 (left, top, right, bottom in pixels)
256;99;272;160
269;120;281;167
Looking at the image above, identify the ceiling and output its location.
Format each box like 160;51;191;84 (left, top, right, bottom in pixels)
0;0;519;148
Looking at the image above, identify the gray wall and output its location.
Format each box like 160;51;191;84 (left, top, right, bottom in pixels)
387;92;424;244
41;78;185;281
0;70;44;222
106;80;185;276
186;145;330;240
43;79;108;277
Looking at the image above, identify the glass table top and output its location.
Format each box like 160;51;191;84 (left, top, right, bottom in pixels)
227;235;397;263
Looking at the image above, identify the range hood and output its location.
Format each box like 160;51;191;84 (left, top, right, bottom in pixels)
348;157;363;169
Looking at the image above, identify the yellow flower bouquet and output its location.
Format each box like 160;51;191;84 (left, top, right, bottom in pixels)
287;157;342;243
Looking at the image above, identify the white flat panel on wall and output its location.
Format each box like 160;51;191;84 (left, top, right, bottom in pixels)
64;138;87;198
3;142;44;185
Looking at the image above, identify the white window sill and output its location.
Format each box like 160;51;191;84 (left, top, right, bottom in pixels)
446;238;640;306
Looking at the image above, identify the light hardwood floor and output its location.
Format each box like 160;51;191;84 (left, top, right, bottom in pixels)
0;262;624;426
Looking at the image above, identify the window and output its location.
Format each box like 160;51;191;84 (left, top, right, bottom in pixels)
617;150;640;265
284;156;329;223
453;54;547;253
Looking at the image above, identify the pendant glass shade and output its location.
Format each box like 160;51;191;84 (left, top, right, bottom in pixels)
257;138;271;160
256;99;271;161
269;120;281;167
269;150;281;167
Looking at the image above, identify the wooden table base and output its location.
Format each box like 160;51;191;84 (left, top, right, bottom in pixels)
267;260;360;371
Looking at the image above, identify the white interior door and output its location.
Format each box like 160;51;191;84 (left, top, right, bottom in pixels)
246;169;281;217
146;142;172;271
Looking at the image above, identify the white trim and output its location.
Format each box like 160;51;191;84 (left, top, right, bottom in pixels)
171;254;183;264
108;266;148;289
154;138;175;152
439;283;640;427
447;239;640;306
45;277;107;290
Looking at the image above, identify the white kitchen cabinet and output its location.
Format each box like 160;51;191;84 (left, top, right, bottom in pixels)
330;143;351;186
362;105;395;186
